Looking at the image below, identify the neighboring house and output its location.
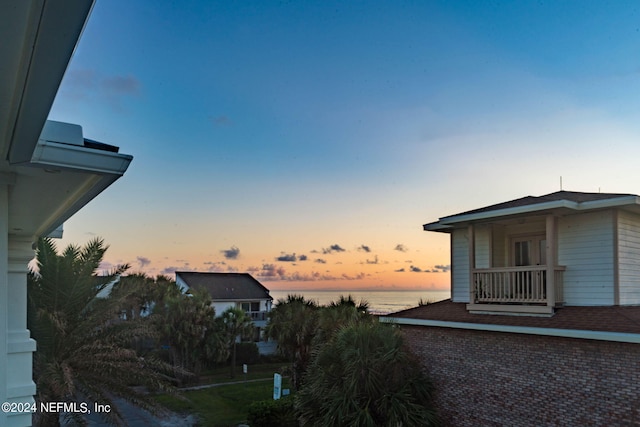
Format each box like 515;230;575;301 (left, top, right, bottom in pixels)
1;2;132;427
384;191;640;426
175;272;276;355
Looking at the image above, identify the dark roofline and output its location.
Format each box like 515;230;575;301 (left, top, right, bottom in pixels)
424;191;640;231
383;300;640;343
175;271;273;300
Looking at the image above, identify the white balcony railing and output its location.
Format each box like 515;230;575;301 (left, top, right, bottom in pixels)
473;266;565;305
247;311;268;321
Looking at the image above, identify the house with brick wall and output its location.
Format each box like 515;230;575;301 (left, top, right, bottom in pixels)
384;191;640;426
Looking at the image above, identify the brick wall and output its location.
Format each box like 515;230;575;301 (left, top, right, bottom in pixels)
401;325;640;426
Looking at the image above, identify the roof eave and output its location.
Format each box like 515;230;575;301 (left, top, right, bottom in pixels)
5;0;95;164
425;196;640;231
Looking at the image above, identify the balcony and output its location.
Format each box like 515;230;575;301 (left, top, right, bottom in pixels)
468;265;565;315
247;311;268;321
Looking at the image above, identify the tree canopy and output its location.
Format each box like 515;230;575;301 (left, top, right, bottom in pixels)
28;238;181;426
296;322;439;426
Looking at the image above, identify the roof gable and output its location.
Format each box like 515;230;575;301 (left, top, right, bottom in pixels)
176;272;272;301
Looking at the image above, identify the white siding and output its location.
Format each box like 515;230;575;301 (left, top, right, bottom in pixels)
617;210;640;305
558;211;614;305
475;225;491;269
451;228;469;303
491;225;507;267
212;301;236;316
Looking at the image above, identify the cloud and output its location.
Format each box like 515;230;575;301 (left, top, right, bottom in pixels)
342;272;367;280
395;268;406;272
160;264;192;276
315;259;327;264
102;75;140;95
364;255;379;265
221;246;240;259
276;253;297;262
61;69;141;110
210;115;232;127
410;265;423;272
298;254;308;261
357;244;371;253
394;244;408;252
98;260;116;273
322;244;346;254
257;264;287;279
433;264;451;273
204;261;227;272
135;256;151;269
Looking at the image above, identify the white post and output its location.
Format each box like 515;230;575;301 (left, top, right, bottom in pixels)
1;182;37;427
468;224;475;303
546;215;556;308
1;183;9;425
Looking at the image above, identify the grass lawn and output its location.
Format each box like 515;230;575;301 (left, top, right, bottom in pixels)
197;361;288;385
156;372;292;426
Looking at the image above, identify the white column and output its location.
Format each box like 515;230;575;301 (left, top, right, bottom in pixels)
546;215;556;309
468;224;475;303
1;184;36;427
1;183;9;426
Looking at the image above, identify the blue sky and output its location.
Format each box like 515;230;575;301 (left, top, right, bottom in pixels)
51;0;640;290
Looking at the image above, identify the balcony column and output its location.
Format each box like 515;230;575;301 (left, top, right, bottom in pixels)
468;224;475;303
546;215;556;308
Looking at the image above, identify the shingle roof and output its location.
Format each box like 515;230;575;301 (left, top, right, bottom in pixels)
389;299;640;334
176;272;272;301
453;191;636;217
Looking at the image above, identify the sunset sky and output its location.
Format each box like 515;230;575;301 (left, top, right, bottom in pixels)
51;0;640;291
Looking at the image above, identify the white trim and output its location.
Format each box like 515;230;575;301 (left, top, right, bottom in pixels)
381;316;640;344
31;140;132;175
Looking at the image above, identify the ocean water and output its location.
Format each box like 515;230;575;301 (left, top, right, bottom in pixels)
269;289;450;315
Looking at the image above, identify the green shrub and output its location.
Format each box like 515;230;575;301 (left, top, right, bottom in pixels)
236;342;260;364
246;397;298;427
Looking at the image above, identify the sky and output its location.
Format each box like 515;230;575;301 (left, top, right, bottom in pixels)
50;0;640;291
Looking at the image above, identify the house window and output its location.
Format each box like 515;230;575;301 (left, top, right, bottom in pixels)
240;302;260;312
511;235;546;266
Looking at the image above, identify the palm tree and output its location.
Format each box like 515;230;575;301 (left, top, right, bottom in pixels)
218;306;254;378
314;294;373;345
154;286;227;379
265;295;319;389
28;238;181;427
296;322;439;426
